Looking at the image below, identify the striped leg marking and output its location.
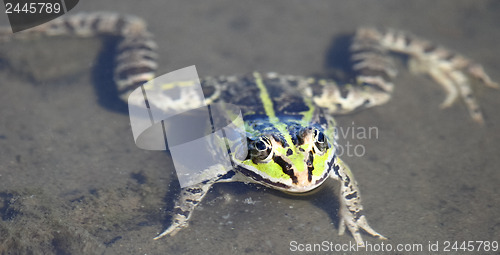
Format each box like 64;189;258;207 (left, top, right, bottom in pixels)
359;27;498;124
0;12;159;102
153;180;215;240
330;158;386;246
305;28;398;115
307;27;498;123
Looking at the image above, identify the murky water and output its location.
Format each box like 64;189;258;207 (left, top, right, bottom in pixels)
1;1;499;254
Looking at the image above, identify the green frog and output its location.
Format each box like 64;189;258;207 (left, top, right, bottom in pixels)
2;12;496;246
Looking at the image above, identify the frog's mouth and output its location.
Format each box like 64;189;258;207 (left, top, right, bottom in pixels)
232;160;332;194
281;183;326;196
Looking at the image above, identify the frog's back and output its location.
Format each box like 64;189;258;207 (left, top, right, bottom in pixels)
201;73;327;125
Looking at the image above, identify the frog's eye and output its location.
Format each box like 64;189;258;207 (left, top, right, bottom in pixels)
249;136;273;163
313;129;329;154
255;140;267;151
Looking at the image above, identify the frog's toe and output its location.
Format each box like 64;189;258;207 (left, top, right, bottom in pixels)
153;220;186;240
339;210;386;247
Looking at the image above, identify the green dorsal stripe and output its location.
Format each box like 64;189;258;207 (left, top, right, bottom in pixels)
253;72;305;174
253;72;278;122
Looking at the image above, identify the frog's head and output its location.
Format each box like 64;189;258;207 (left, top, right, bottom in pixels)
236;122;336;193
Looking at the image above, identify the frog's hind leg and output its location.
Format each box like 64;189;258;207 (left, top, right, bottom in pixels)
349;27;400;110
360;27;498;124
0;12;159;103
305;27;399;115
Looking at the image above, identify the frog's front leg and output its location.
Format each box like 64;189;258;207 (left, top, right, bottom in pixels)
153;179;216;240
154;169;240;240
330;158;386;246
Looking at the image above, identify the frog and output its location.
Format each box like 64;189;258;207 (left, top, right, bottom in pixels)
1;12;497;246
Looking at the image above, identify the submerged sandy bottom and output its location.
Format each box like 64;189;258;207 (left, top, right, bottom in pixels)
1;1;499;254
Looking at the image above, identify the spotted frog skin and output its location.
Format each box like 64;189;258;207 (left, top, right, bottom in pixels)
1;13;497;246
